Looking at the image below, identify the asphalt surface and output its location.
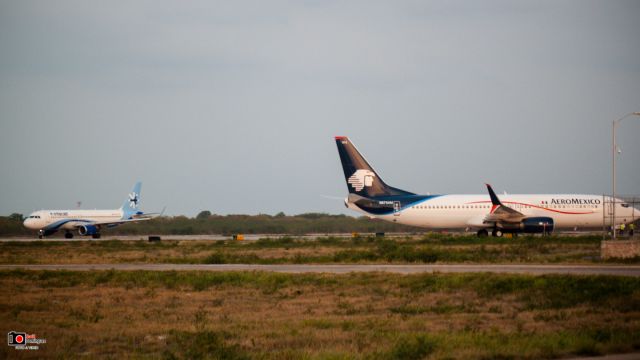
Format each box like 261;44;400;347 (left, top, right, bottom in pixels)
0;231;609;242
1;264;639;276
0;234;374;242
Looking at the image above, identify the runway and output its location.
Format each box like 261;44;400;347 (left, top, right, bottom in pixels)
0;234;375;242
0;231;604;242
1;264;639;276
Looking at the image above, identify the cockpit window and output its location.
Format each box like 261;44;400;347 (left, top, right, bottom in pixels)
621;203;630;208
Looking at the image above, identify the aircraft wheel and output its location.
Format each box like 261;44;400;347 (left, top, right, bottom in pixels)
38;235;43;239
492;229;503;237
65;232;73;239
477;229;489;237
92;233;101;239
38;230;44;239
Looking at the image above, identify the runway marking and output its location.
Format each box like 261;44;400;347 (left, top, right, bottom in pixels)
1;264;639;276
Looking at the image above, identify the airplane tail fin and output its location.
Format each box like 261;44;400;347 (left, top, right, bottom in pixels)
121;182;142;218
335;136;414;197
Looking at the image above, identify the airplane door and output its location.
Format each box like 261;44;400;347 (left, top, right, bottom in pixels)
393;201;401;216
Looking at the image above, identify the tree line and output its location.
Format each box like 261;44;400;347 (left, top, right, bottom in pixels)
0;211;418;236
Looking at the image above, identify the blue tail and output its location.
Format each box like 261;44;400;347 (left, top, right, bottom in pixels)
121;182;142;219
335;136;414;198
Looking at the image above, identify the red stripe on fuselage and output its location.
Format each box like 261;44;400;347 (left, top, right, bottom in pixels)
466;201;592;215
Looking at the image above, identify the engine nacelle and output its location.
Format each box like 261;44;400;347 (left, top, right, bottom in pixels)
521;217;554;234
78;225;99;236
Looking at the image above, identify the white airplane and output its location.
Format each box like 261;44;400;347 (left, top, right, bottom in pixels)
335;136;640;237
23;182;159;239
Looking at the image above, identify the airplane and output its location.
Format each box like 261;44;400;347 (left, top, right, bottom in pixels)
335;136;640;237
23;182;159;239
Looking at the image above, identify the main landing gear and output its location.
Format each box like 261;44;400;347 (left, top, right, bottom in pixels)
64;231;74;239
91;233;101;239
476;229;505;238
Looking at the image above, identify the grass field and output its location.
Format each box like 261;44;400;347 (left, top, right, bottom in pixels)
2;235;638;358
1;234;630;265
1;270;639;359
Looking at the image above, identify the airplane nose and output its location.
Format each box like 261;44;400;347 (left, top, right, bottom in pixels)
23;218;34;229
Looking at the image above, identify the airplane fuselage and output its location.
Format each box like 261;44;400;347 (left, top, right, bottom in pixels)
23;209;125;231
347;194;638;231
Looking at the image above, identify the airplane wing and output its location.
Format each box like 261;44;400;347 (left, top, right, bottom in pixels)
90;217;155;227
90;209;165;227
483;184;525;224
131;206;166;219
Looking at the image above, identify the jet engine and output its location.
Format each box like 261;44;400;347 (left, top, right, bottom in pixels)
78;224;99;236
520;217;554;234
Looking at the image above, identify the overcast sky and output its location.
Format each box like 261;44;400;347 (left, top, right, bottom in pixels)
1;1;639;217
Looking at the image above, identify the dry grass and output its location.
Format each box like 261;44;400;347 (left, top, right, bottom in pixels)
0;236;608;265
1;270;639;359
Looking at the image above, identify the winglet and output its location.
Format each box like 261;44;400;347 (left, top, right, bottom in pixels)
485;184;502;214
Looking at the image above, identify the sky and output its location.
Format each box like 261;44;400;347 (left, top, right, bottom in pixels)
1;0;639;217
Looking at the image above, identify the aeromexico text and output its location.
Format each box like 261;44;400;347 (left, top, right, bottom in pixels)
551;198;601;205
